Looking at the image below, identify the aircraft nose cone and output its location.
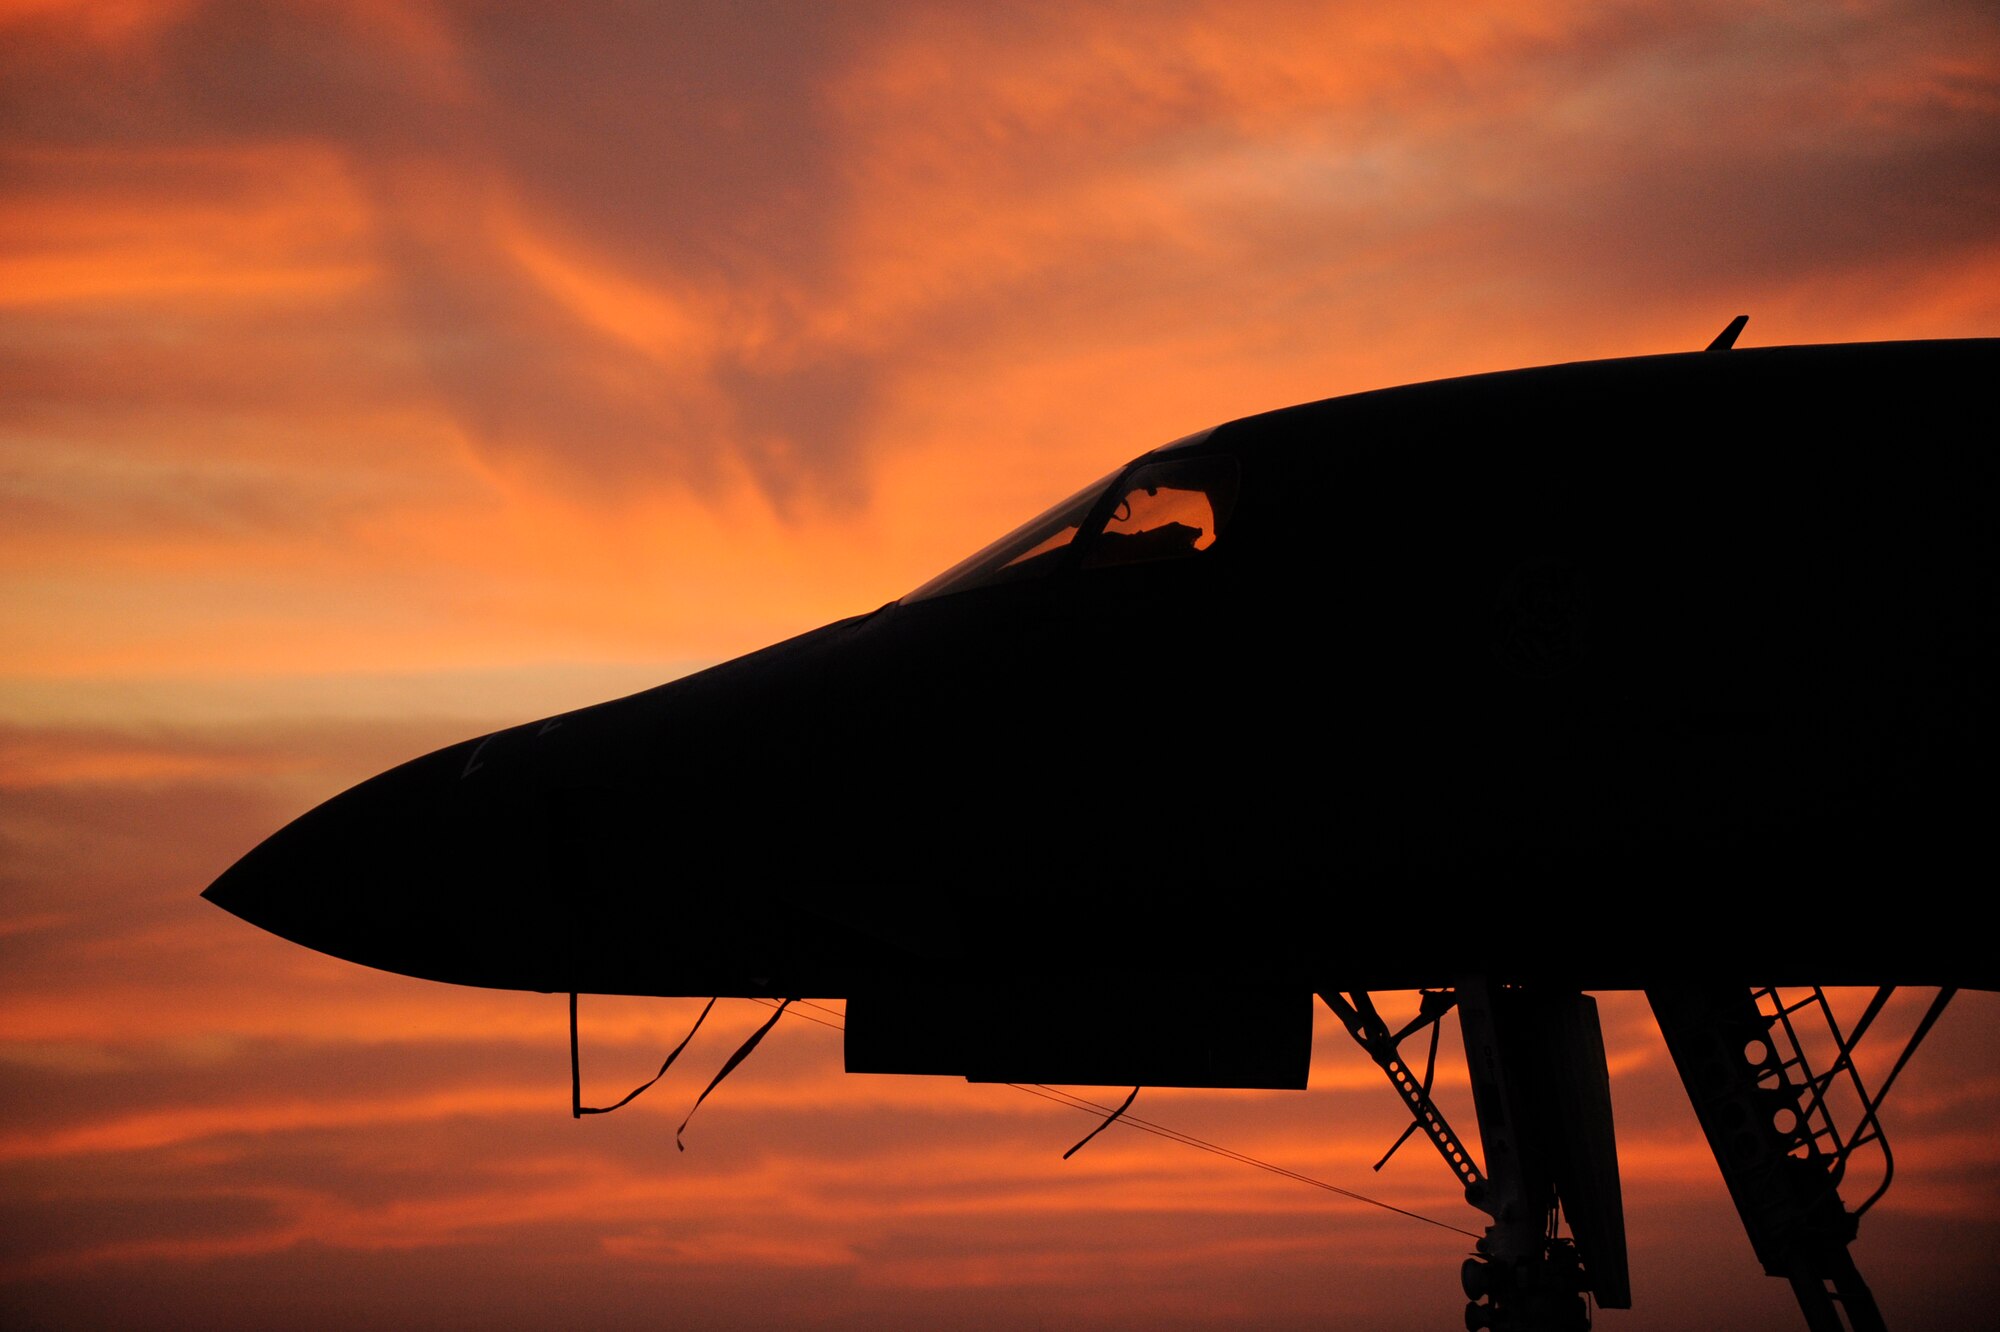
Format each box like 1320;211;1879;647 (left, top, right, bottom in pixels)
201;734;571;990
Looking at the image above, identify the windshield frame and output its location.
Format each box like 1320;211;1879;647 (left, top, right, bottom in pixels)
900;429;1232;605
902;469;1122;603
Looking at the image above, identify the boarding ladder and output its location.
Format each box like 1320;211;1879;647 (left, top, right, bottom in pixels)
1649;984;1955;1332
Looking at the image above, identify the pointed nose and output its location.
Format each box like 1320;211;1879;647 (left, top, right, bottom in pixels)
202;733;573;990
200;612;924;997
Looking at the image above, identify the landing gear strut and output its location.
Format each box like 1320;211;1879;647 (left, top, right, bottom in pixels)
1331;981;1954;1330
1321;980;1627;1332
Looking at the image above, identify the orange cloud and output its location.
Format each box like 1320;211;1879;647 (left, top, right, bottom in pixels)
4;3;1998;1328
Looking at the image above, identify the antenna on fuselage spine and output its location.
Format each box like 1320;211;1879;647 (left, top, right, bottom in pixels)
1706;314;1750;350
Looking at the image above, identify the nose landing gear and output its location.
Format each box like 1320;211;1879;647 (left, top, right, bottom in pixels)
1322;980;1626;1332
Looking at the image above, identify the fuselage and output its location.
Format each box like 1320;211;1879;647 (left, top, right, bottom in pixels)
204;339;2000;1011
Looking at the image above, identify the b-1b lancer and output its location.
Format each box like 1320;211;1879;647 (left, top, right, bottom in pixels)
206;325;1997;1331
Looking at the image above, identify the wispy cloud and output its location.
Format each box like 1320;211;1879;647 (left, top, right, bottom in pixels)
4;3;1998;1327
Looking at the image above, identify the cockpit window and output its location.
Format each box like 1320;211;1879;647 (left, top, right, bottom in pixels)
1083;456;1237;569
902;450;1240;604
903;471;1118;603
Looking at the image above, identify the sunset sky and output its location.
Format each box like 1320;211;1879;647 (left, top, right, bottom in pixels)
4;1;1999;1327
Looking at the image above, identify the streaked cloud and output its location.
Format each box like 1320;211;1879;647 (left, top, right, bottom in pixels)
3;2;1997;1327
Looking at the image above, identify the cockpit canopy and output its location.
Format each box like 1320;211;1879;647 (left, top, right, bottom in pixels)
905;436;1239;603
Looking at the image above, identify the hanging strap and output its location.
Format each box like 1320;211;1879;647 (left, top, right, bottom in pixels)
675;998;796;1150
1063;1086;1141;1159
571;992;718;1118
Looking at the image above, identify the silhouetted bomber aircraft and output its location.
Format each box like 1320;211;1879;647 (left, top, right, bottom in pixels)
207;327;1996;1332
